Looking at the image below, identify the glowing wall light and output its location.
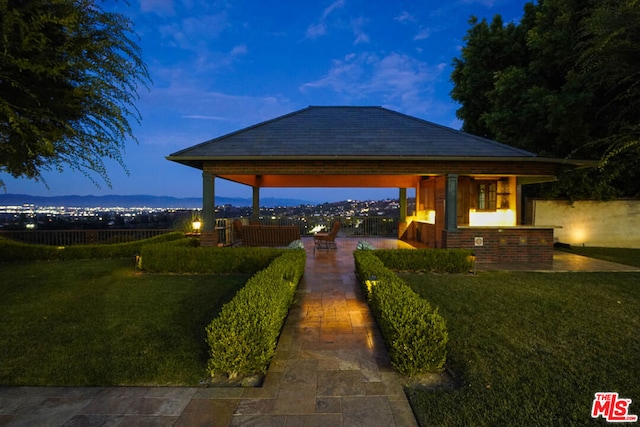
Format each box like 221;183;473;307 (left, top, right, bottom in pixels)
424;210;436;224
568;226;590;245
469;209;516;227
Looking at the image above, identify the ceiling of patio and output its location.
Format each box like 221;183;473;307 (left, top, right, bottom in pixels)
216;174;421;188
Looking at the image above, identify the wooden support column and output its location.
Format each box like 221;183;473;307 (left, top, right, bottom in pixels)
252;186;260;223
445;174;458;231
200;172;217;247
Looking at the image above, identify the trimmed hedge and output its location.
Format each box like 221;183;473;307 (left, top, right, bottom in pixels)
0;232;185;262
205;249;306;379
140;244;285;274
354;250;448;376
372;248;474;273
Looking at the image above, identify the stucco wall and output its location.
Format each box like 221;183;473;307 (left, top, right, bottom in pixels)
532;200;640;248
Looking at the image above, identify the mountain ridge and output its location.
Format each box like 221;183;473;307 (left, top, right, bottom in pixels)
0;194;313;208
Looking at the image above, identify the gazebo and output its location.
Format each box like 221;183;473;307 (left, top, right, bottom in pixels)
167;106;588;263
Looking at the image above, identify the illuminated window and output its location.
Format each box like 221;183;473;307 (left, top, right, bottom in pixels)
477;181;497;211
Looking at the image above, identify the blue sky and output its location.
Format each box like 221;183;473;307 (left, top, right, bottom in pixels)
3;0;530;204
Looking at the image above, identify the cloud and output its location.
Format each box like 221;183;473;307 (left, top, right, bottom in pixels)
322;0;346;19
414;27;432;40
139;0;174;16
301;52;443;97
304;1;371;45
230;44;248;57
138;84;295;147
305;0;346;39
305;22;327;39
300;52;449;118
159;13;229;50
394;11;416;23
351;17;370;45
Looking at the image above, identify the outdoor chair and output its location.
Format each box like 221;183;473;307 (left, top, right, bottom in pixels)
232;220;243;246
314;220;340;253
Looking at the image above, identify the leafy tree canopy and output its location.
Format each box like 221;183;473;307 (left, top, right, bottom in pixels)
452;0;640;199
0;0;150;188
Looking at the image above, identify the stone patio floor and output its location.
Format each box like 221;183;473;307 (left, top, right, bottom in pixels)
1;238;637;426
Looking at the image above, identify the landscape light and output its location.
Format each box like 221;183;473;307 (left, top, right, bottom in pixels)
365;275;379;293
192;220;202;233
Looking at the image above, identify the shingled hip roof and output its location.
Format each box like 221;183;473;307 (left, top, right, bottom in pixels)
167;106;539;166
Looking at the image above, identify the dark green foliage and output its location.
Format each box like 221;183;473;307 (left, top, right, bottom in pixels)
205;250;306;378
354;251;448;375
372;248;474;273
0;236;60;261
140;244;285;274
0;0;150;187
452;0;640;199
0;232;185;262
450;14;527;139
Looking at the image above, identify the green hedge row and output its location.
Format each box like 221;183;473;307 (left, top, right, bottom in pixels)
0;232;185;262
205;249;306;379
372;248;474;273
354;250;448;376
140;243;285;274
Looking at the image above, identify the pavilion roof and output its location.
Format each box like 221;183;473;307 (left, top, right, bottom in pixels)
167;106;539;168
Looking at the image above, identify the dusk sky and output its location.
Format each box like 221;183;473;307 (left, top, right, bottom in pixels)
4;0;530;204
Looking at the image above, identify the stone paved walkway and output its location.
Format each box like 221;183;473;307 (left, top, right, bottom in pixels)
477;250;640;272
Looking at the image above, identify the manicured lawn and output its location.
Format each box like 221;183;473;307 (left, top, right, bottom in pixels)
0;258;248;386
403;271;640;426
559;246;640;268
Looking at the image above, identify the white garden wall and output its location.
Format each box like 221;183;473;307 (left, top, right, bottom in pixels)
532;200;640;248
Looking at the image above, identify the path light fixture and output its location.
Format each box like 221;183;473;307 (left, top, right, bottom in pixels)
467;252;477;275
365;275;379;293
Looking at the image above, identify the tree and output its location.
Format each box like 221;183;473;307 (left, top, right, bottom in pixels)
0;0;150;188
451;0;640;199
450;14;528;139
574;0;640;196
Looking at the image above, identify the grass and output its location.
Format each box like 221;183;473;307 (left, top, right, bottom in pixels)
559;246;640;268
403;271;640;426
0;258;248;386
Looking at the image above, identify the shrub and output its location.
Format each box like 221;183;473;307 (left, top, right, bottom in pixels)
0;232;185;262
0;237;59;261
373;248;473;273
57;231;185;260
140;244;284;274
205;249;306;378
354;250;448;376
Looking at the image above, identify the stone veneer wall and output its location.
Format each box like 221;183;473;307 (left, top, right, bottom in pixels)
443;227;554;264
